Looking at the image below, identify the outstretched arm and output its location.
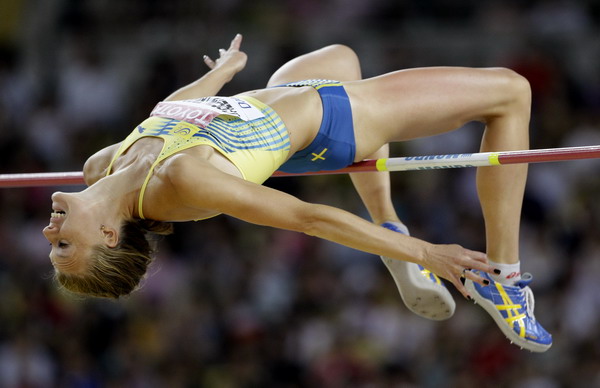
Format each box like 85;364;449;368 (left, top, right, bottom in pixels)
164;34;248;101
170;162;495;298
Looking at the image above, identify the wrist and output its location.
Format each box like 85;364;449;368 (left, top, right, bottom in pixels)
411;239;432;267
202;67;233;85
210;66;236;83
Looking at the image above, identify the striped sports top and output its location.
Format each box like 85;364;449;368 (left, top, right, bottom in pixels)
106;96;291;219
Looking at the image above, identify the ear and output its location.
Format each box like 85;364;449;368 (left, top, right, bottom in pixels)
102;226;119;248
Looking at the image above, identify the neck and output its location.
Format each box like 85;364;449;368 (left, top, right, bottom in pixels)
79;166;142;221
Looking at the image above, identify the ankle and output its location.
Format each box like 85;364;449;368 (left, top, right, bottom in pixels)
488;260;521;285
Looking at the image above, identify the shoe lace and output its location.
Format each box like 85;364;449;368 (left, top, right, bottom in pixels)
521;286;536;322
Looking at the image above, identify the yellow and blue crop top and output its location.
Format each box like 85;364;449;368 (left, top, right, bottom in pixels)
106;96;291;219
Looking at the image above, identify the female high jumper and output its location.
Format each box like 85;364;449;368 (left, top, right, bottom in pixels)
43;34;551;352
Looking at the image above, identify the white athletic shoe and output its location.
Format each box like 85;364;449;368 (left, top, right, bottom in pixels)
381;222;456;320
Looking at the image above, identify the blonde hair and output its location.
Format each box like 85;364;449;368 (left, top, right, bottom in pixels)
54;219;173;299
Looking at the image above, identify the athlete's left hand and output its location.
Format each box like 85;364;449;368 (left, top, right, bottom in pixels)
203;34;247;81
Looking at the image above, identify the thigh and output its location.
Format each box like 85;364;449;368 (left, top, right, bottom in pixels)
267;44;362;87
346;66;528;160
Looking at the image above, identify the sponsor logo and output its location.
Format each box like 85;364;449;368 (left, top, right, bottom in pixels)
416;165;474;170
151;102;218;127
150;97;265;125
405;153;473;161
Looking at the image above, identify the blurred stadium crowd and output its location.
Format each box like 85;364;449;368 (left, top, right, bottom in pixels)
1;0;600;386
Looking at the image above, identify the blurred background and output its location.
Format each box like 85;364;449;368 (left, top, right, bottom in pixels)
1;0;600;386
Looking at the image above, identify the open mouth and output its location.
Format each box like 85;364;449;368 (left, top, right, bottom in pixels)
51;210;66;218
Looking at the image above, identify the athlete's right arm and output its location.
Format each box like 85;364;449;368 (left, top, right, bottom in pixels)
164;34;248;101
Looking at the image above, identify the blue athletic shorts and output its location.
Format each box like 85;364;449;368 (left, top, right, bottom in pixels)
275;80;356;173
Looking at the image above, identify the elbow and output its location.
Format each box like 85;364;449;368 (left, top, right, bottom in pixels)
82;158;98;186
291;203;326;238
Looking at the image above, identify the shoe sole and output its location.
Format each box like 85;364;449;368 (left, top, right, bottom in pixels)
465;279;551;352
381;256;455;320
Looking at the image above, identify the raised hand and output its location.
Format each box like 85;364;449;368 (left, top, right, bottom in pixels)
203;33;248;80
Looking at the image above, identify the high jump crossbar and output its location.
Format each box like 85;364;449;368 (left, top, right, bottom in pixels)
1;145;599;188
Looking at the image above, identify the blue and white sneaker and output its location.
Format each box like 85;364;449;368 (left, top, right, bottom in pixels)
465;270;552;352
380;222;455;320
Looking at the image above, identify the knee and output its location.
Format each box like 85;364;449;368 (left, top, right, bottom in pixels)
323;44;357;59
494;67;532;107
322;44;361;79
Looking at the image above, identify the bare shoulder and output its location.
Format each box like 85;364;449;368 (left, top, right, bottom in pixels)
83;143;121;186
165;153;234;206
148;154;234;220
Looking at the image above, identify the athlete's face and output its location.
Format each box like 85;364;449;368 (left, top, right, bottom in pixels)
42;192;104;274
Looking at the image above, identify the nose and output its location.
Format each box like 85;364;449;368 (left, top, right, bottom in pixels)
42;224;56;242
51;191;65;202
51;191;73;213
